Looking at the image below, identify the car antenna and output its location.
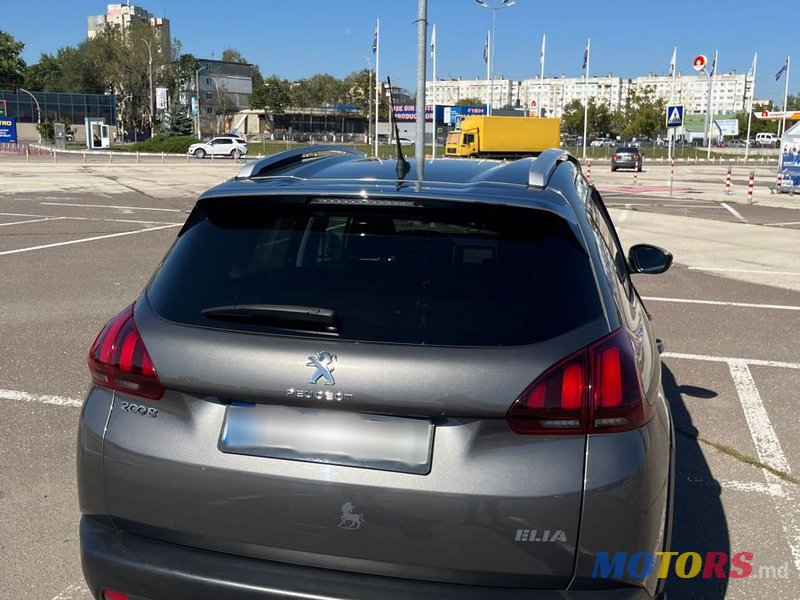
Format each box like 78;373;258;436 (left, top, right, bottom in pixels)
386;77;410;184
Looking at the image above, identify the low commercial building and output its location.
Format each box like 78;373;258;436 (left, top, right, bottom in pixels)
0;89;117;142
195;59;253;137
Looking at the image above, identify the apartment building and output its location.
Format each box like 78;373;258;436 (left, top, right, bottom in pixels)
88;3;170;42
426;72;748;117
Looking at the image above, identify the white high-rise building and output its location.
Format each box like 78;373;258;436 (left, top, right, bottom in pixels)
426;72;748;118
88;3;170;42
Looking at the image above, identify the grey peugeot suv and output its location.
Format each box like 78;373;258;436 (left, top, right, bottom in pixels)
78;146;674;600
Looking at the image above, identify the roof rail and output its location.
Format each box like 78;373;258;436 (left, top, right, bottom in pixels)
527;149;581;189
236;145;365;180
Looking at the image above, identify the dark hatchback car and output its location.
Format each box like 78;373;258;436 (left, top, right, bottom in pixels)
611;147;643;172
78;147;674;600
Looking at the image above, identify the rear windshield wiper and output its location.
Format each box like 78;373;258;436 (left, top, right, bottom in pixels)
201;304;340;334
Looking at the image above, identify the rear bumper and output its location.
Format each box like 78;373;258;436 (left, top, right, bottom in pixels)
80;517;655;600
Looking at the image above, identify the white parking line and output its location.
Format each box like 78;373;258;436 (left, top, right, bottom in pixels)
0;211;179;225
662;351;800;370
764;221;800;227
728;361;791;474
51;582;89;600
0;217;62;227
688;267;800;276
668;351;800;574
0;223;180;257
681;473;785;498
720;202;748;223
0;388;82;408
643;296;800;311
41;202;181;213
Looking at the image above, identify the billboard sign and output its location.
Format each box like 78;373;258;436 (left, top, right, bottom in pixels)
780;135;800;188
156;87;168;110
714;119;739;136
0;116;18;144
443;105;488;125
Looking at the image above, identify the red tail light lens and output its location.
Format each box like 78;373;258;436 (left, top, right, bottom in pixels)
612;154;621;160
102;591;128;600
506;329;650;435
634;154;641;161
87;304;163;400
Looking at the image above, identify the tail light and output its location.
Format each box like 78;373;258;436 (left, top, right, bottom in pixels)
634;154;641;161
102;591;128;600
612;154;621;160
87;304;163;400
506;329;650;435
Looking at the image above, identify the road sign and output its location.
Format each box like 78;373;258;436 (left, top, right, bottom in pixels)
530;100;537;108
692;55;707;72
666;105;684;128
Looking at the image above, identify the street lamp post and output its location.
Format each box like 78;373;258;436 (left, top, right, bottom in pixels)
138;39;154;134
474;0;515;115
195;65;206;139
18;88;42;143
360;56;372;145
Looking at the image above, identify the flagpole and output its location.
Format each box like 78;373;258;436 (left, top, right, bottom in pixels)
668;47;676;162
582;39;590;160
781;56;791;139
485;30;491;114
538;34;546;117
374;19;380;157
706;49;717;161
431;24;437;159
745;52;757;162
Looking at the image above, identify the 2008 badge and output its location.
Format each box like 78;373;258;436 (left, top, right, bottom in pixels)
119;401;158;418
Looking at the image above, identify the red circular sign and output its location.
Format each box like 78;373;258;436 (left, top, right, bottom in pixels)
692;55;707;71
530;100;537;107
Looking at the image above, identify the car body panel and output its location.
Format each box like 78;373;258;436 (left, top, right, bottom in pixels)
77;148;673;599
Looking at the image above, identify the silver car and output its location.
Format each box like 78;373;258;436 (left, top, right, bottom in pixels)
78;147;674;599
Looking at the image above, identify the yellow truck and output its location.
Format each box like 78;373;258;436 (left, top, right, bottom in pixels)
445;115;561;159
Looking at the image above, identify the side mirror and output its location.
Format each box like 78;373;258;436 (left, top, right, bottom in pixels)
628;244;672;274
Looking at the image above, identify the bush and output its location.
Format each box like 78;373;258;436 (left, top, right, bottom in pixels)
114;134;197;154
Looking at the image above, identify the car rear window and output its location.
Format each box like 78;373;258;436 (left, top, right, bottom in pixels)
146;199;603;346
616;147;639;153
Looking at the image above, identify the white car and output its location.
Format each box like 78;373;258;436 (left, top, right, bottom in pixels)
188;137;248;159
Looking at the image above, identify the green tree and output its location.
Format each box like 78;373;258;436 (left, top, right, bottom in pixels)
250;75;291;134
163;100;193;136
455;97;482;106
221;48;247;63
561;99;584;135
786;93;800;111
0;30;26;88
343;69;371;113
25;45;104;93
622;88;667;138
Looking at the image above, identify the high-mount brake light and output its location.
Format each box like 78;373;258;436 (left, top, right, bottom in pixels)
87;304;163;400
506;329;651;435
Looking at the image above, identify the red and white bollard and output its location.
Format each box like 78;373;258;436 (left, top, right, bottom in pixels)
725;166;732;195
747;170;755;204
669;158;674;197
776;171;782;193
633;159;639;185
586;159;591;180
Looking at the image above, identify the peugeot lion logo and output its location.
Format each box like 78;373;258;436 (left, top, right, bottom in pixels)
306;352;336;386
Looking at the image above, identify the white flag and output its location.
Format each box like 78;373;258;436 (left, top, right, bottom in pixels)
668;47;676;76
540;34;546;68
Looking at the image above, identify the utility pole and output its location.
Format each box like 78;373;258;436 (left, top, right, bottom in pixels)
139;39;154;134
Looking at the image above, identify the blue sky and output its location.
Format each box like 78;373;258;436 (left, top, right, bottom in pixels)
4;0;794;103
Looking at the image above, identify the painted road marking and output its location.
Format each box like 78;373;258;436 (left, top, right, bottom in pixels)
0;223;180;257
720;202;748;223
663;352;800;370
667;351;800;575
0;217;63;227
51;583;89;600
689;267;800;276
728;361;791;474
681;473;785;498
0;388;82;408
40;202;181;213
0;211;178;225
764;221;800;227
643;296;800;312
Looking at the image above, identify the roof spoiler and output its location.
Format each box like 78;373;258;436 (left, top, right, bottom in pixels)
236;145;365;180
528;149;582;189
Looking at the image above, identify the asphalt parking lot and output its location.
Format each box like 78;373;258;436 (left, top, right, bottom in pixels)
0;153;798;599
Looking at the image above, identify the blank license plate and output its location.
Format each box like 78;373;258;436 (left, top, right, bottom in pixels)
220;403;434;475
